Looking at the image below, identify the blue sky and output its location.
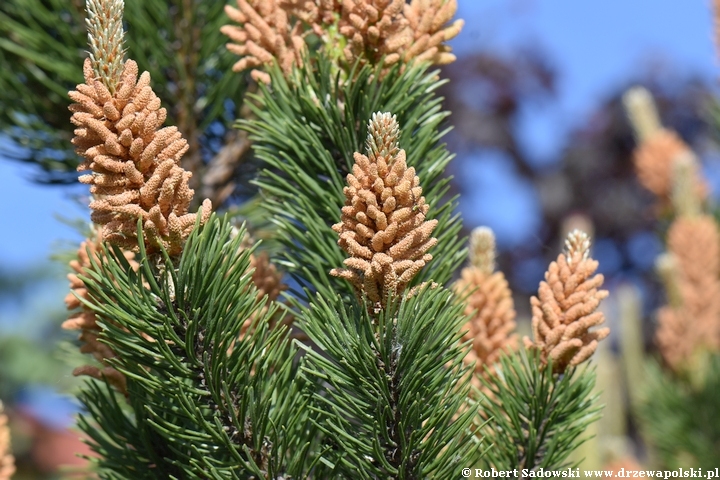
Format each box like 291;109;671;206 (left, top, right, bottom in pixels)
457;0;717;109
1;0;719;296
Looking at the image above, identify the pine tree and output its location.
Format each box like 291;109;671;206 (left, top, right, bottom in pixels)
4;1;614;477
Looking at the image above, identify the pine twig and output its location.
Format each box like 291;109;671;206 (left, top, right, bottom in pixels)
480;349;602;473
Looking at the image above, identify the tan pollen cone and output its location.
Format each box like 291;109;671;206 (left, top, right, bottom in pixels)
331;112;437;311
221;0;306;84
0;403;14;480
454;227;517;383
70;58;212;256
525;230;610;373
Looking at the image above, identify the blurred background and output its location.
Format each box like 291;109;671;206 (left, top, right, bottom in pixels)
1;0;719;476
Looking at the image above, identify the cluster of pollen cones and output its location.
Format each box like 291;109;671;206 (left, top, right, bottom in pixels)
65;45;215;392
625;87;720;370
525;230;610;373
633;129;707;205
241;250;291;336
65;36;289;392
656;214;720;370
221;0;463;82
454;227;517;383
624;87;707;208
330;114;609;377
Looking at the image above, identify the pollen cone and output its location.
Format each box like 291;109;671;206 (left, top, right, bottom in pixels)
525;230;610;373
633;130;706;203
0;403;14;480
339;0;412;71
282;0;341;35
331;112;437;311
403;0;464;65
656;215;720;369
221;0;306;83
70;58;211;256
454;227;517;381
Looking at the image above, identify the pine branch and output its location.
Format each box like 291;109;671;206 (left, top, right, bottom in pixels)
299;285;482;479
75;215;315;478
479;349;602;474
243;53;464;302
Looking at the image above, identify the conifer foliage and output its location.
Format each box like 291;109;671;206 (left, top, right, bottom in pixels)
24;0;613;477
479;350;601;472
77;217;312;478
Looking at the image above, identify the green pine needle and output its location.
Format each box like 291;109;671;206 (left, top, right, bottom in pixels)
242;52;466;302
638;353;720;468
479;348;602;472
75;215;316;478
299;285;483;479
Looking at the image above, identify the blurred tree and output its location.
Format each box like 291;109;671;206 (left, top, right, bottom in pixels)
0;264;87;479
440;48;556;179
